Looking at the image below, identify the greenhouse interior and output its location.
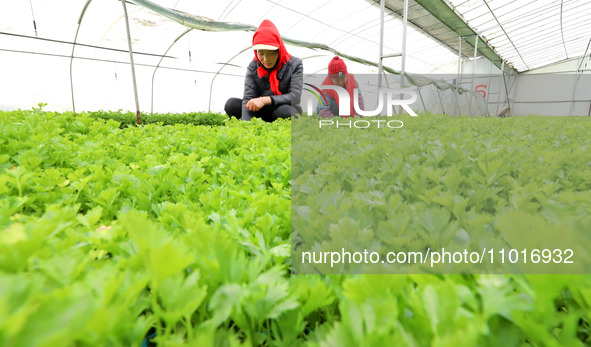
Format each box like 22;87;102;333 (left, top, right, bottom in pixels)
1;0;591;345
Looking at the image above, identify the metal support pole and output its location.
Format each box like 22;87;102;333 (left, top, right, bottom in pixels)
502;68;511;117
577;37;591;71
485;60;493;116
378;0;385;91
454;90;460;117
382;70;391;88
436;88;445;115
496;61;504;116
401;0;408;89
121;0;142;125
398;0;409;115
416;86;426;113
456;36;462;88
481;94;488;116
464;93;471;116
454;36;462;117
468;35;478;115
512;75;519;116
570;75;580;116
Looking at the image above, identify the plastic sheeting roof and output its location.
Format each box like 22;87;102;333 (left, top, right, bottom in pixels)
0;0;465;112
378;0;511;73
445;0;591;72
1;0;588;112
2;0;589;75
0;0;462;76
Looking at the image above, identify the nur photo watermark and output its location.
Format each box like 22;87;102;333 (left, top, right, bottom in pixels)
296;74;420;128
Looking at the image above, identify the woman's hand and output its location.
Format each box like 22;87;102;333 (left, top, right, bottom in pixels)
318;109;334;118
245;96;269;111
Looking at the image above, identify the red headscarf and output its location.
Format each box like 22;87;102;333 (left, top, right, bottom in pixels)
322;56;358;117
252;20;291;95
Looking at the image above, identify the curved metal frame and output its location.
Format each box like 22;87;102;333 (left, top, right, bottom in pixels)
70;0;92;113
208;46;251;112
151;28;192;113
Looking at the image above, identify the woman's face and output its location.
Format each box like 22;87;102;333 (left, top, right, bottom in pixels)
329;74;347;87
257;49;279;69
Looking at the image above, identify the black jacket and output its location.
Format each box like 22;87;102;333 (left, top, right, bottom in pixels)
242;57;303;120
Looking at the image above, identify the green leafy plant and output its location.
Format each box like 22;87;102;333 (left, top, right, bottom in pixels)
1;108;591;346
86;110;228;128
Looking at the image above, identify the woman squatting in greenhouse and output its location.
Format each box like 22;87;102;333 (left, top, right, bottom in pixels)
225;20;303;122
317;56;365;118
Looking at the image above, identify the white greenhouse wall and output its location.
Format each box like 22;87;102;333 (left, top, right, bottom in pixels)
510;73;591;117
450;58;591;117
